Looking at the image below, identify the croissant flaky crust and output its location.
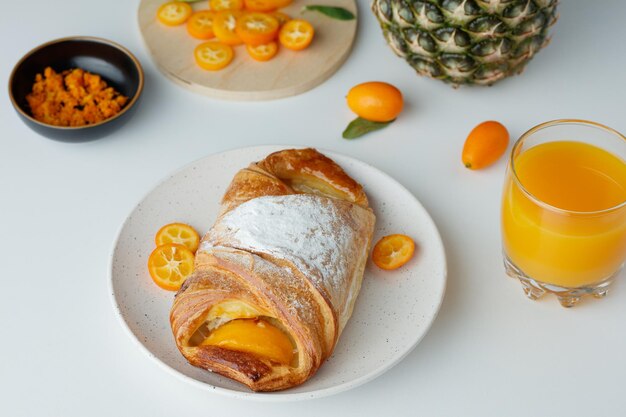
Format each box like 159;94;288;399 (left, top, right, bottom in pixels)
170;148;376;391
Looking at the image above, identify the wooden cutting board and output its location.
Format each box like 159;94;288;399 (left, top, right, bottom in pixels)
138;0;357;101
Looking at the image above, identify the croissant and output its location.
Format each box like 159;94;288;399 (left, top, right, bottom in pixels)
170;148;376;391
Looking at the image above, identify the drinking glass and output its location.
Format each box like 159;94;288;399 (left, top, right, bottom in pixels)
501;120;626;307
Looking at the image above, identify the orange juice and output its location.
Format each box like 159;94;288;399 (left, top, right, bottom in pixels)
502;141;626;288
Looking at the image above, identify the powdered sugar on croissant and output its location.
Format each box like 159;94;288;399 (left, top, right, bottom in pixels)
203;194;374;332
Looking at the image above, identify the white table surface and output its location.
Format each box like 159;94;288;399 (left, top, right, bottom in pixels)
2;1;625;416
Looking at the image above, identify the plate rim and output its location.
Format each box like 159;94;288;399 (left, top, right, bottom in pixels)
108;145;447;401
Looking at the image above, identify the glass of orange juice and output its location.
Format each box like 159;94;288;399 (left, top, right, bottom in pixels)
502;120;626;307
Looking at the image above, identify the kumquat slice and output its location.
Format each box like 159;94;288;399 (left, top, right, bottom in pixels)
194;42;235;71
157;1;193;26
272;11;291;27
372;234;416;270
187;11;217;40
148;244;195;291
209;0;244;11
279;19;314;51
244;0;280;12
155;223;201;253
236;12;279;46
246;41;279;61
273;0;293;7
213;10;244;45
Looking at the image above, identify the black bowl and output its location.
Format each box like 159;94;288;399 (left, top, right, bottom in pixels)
9;36;144;142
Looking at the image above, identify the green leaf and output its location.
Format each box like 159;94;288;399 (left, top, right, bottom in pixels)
303;5;356;20
342;117;395;139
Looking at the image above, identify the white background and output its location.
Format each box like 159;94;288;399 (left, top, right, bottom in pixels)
1;1;625;416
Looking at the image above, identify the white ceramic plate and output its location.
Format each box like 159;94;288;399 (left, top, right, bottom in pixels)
110;146;447;401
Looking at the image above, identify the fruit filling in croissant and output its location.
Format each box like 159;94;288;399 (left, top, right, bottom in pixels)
202;319;295;365
188;300;297;366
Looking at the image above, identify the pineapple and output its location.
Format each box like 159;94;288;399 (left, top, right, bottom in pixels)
372;0;558;86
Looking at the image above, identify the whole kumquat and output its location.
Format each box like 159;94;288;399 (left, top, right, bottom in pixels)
462;121;509;170
346;82;403;123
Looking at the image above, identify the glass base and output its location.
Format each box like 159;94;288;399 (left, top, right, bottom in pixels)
503;255;619;308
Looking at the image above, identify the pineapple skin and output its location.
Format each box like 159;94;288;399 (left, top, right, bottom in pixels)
372;0;559;86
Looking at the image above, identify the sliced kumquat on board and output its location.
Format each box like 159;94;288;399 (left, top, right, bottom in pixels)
272;11;291;27
244;0;280;12
155;223;201;253
213;10;244;45
187;11;217;39
236;13;279;46
209;0;244;11
148;244;195;291
194;42;235;70
157;1;193;26
279;19;314;51
372;234;416;270
273;0;293;7
246;41;279;61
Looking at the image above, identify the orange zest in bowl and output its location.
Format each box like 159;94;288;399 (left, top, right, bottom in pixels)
26;67;128;127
